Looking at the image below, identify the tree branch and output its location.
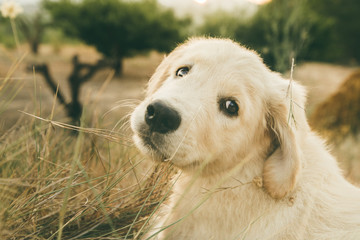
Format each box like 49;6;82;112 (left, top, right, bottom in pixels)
28;55;113;125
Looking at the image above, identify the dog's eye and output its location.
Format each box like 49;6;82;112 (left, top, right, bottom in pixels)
219;99;239;117
176;67;190;77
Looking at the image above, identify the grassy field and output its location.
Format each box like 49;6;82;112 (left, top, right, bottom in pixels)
0;43;359;239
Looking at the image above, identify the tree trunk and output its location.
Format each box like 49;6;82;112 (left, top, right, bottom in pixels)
113;57;123;76
31;41;39;55
30;55;112;126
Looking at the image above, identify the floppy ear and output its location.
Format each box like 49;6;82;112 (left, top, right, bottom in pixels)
263;99;302;199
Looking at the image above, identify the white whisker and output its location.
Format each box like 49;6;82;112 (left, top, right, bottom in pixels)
102;99;140;118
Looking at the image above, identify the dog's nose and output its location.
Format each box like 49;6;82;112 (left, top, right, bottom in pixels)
145;101;181;134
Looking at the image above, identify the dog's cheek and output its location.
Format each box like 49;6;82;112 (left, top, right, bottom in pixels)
132;135;149;155
221;123;252;160
130;103;147;133
189;114;218;157
198;125;214;152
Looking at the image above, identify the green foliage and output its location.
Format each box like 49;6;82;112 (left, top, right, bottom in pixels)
197;10;248;39
198;0;360;72
0;17;17;48
308;0;360;63
44;0;190;74
241;0;320;72
198;0;320;72
42;27;81;45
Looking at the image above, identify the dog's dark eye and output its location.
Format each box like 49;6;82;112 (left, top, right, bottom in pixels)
176;67;190;77
219;98;239;117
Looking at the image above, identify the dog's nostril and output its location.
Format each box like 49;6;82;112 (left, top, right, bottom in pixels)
146;105;155;119
145;101;181;134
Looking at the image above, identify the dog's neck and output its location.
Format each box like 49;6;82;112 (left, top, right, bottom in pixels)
178;149;266;187
175;132;280;197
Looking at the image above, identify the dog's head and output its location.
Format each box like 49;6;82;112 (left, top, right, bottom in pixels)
130;38;308;198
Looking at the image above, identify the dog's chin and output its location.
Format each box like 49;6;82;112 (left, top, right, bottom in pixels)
133;134;170;162
133;130;209;170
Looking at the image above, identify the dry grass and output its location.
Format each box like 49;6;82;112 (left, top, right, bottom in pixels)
0;45;175;239
310;70;360;139
291;62;356;116
0;118;175;239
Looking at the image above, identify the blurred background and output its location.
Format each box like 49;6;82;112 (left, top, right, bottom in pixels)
0;0;359;239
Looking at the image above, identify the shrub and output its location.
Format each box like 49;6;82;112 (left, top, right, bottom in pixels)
310;70;360;140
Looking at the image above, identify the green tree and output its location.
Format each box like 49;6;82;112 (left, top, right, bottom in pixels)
237;0;320;73
308;0;360;63
198;0;359;70
44;0;190;75
198;0;322;73
197;10;249;40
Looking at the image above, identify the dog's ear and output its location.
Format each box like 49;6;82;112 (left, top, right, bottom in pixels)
263;86;303;199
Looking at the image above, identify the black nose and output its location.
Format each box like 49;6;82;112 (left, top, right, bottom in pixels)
145;101;181;134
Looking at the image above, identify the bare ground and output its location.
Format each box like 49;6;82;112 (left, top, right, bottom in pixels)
0;44;164;132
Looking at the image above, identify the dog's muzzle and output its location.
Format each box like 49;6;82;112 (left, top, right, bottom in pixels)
145;101;181;134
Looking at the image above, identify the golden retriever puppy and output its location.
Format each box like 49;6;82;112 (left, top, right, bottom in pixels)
130;38;360;240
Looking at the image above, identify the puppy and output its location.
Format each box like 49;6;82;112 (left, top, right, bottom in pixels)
130;38;360;239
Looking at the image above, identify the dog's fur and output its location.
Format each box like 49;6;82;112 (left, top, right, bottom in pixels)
130;38;360;239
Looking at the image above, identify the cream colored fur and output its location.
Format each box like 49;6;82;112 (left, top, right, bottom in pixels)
130;38;360;239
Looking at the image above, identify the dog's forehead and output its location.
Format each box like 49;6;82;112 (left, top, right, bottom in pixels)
171;38;257;64
146;38;268;97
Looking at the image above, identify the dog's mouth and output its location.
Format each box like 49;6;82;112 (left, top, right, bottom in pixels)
139;131;170;161
142;135;159;152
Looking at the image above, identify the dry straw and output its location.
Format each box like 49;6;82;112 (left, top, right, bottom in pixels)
310;69;360;141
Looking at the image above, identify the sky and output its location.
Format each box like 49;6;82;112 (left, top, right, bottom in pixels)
12;0;264;6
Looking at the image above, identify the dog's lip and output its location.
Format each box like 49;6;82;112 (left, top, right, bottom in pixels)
142;134;157;150
139;132;169;160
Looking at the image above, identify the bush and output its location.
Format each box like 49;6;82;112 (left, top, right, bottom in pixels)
310;70;360;140
44;0;191;75
308;0;360;64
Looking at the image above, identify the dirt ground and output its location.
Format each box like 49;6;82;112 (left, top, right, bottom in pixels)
0;44;164;131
